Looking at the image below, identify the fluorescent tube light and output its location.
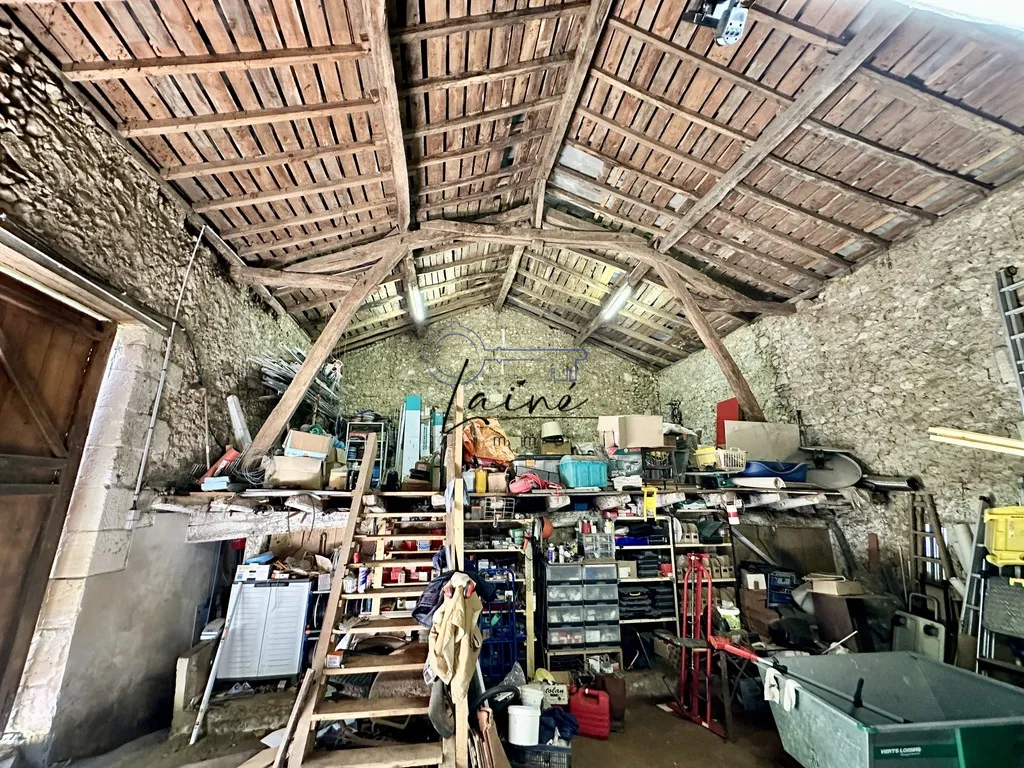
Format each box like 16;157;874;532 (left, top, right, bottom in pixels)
409;287;426;324
601;283;633;321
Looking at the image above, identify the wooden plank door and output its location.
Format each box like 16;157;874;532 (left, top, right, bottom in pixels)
0;273;114;730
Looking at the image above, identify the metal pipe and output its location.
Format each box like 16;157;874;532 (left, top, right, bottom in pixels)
858;475;923;493
127;226;206;528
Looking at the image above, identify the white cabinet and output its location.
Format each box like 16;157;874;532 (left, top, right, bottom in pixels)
218;580;310;679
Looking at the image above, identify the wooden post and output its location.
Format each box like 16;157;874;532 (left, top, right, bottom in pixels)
655;264;766;422
244;250;407;463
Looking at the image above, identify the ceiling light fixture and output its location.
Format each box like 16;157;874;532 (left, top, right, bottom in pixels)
601;283;633;322
897;0;1024;29
409;287;426;324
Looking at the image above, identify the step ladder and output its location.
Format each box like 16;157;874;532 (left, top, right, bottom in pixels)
279;433;449;768
995;267;1024;417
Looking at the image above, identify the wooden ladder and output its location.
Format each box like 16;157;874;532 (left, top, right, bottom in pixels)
281;433;448;768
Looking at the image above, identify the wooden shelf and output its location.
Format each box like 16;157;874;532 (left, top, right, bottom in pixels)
310;695;430;721
303;744;442;768
616;544;671;550
546;645;621;656
343;618;424;635
464;548;524;555
341;586;425;600
676;542;732;548
323;645;428;676
619;577;673;583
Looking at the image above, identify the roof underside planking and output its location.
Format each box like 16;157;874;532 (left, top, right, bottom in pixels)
10;0;1024;370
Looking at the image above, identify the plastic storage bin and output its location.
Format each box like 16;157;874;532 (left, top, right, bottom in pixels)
505;744;571;768
580;533;614;559
548;605;585;625
547;626;584;646
985;506;1024;566
547;584;584;603
582;563;618;582
583;583;618;603
584;624;620;645
584;604;620;623
558;456;609;489
546;563;583;583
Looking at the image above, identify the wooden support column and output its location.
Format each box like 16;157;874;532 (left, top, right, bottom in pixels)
657;6;913;253
362;0;411;232
243;249;408;462
494;244;525;310
530;0;615;226
655;263;765;422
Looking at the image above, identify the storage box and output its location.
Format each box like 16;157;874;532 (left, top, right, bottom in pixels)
512;455;561;485
487;473;509;493
559;455;608;488
546;563;583;583
743;572;766;590
583;583;617;603
283;429;333;460
617;415;664;449
618;561;637;580
985;506;1024;566
539;682;570;707
266;455;324;490
582;563;618;582
548;584;584;603
235;564;270;581
739;588;779;638
584;624;620;645
584;604;620;623
548;626;584;646
326;466;348;490
809;576;865;596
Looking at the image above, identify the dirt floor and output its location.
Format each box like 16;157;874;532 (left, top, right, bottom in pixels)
574;700;797;768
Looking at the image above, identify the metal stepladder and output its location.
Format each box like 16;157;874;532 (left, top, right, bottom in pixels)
996;267;1024;416
278;433;450;768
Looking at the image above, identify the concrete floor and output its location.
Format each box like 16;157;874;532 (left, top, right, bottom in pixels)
574;700;797;768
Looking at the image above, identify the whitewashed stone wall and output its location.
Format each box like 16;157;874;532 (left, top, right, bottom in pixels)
660;181;1024;558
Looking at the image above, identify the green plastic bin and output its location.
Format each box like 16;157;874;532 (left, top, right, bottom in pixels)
759;652;1024;768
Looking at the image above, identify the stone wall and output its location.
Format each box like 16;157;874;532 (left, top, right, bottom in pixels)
659;180;1024;560
0;16;307;485
338;306;660;448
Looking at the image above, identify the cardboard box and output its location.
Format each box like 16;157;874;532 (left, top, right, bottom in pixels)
487;472;509;493
810;577;865;596
618;561;637;579
267;455;324;490
618;415;664;449
327;466;348;490
539;682;569;706
283;430;333;460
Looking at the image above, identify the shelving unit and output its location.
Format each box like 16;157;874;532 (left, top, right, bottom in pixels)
615;516;681;636
345;420;388;488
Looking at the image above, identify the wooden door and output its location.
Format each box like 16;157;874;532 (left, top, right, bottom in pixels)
0;273;113;730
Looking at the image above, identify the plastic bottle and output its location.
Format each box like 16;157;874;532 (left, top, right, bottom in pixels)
357;566;369;593
475;469;488;494
547;543;555;563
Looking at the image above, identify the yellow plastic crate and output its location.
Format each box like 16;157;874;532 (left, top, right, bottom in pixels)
985;506;1024;566
694;445;719;469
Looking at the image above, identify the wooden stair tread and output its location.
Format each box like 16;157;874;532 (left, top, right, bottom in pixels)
323;645;428;675
344;618;424;635
353;559;434;568
311;695;430;721
302;743;442;768
341;586;425;600
354;534;444;541
364;512;447;518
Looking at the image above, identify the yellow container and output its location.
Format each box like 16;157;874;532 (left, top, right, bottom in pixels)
985;506;1024;566
694;445;718;469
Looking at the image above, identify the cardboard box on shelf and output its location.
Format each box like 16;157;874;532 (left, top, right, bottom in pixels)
266;455;324;490
618;562;637;579
743;572;767;590
327;466;348;490
618;415;664;449
283;430;333;460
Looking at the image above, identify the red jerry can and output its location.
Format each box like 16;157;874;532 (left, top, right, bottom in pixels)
569;688;611;740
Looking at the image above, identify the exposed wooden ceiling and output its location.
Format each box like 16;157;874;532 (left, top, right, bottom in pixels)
8;0;1024;369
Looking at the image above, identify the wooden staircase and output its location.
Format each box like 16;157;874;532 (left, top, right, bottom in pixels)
278;433;450;768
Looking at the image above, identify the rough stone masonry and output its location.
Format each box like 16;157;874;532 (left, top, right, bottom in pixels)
659;179;1024;567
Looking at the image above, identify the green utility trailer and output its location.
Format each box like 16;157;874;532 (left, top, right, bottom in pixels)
759;652;1024;768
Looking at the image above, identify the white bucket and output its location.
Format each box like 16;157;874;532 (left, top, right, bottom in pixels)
507;705;541;746
519;684;545;709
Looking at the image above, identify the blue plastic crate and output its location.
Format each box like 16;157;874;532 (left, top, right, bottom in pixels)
558;456;608;488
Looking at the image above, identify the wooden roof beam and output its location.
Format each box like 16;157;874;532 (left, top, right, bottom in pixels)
220;199;394;240
391;2;589;43
243;245;410;462
418;182;533;215
747;7;1024;148
162;141;382;181
495;245;525;311
401;53;573;96
193;171;388;213
239;219;385;258
410;130;547;172
417;167;530;198
362;0;411;232
230;266;356;293
658;7;914;253
64;44;366;81
121;98;375;138
655;263;765;418
403;97;560;140
531;0;615;226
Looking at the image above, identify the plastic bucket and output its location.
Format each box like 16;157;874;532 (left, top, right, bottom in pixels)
507;705;541;746
519;685;545;709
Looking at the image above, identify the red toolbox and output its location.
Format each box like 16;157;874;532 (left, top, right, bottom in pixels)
569;688;611;739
